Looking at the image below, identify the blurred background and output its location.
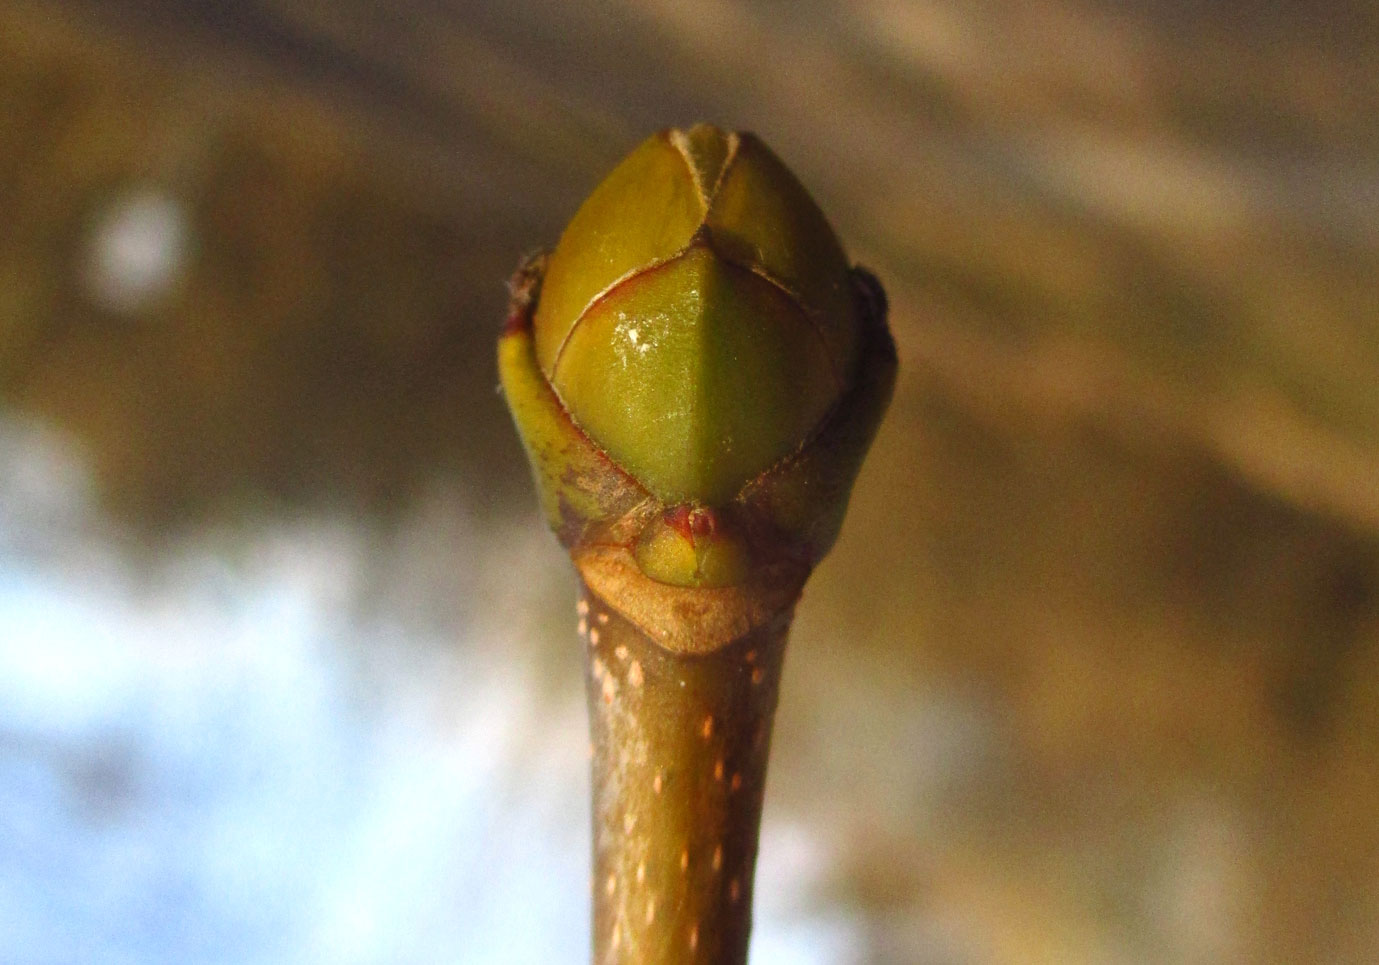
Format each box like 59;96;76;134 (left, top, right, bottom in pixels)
2;0;1377;962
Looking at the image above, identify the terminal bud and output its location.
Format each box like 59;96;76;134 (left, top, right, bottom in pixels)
500;124;894;606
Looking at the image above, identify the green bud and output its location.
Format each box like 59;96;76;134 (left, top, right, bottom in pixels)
534;124;860;505
499;124;894;593
634;505;751;589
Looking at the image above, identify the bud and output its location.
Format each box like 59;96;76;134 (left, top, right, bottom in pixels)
500;124;893;597
500;126;895;965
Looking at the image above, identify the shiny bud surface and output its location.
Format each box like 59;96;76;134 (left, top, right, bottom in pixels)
534;125;861;505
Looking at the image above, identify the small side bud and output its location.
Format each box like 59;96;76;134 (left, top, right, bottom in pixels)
635;507;751;588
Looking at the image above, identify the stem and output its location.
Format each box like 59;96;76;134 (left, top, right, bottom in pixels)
580;579;792;964
496;139;895;963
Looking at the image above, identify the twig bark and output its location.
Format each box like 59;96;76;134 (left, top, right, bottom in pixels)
582;579;790;964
